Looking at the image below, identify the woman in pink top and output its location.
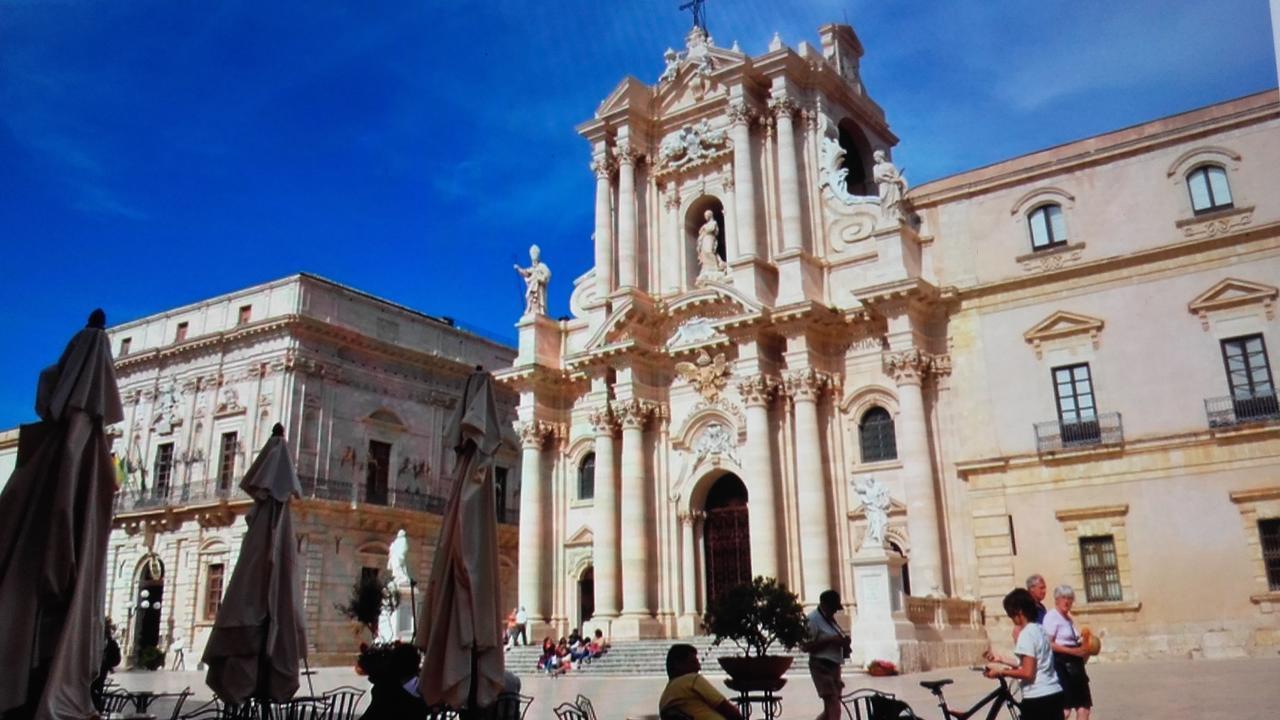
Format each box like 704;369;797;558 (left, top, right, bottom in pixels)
1042;585;1092;720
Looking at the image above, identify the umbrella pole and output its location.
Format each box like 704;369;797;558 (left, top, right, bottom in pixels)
303;656;315;697
408;579;418;644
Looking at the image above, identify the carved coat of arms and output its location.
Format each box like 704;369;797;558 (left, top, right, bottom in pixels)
674;350;731;401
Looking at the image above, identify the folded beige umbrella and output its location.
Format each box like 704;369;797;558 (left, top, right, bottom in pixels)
0;309;123;720
202;423;307;705
417;368;505;710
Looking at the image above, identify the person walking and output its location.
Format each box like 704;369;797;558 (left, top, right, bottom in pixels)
803;590;851;720
1026;574;1048;623
514;606;529;646
984;588;1064;720
169;634;186;671
1043;585;1093;720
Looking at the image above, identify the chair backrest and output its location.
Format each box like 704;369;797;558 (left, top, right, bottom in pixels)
177;700;225;720
101;691;134;714
322;686;367;720
552;702;588;720
574;694;597;720
492;692;534;720
842;689;913;720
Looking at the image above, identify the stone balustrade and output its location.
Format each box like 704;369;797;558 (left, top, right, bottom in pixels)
905;596;984;630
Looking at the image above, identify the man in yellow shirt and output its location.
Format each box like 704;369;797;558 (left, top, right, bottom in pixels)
658;644;745;720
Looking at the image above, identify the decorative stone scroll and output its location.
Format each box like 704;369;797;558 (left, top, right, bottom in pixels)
693;422;738;465
658;119;728;170
666;316;718;349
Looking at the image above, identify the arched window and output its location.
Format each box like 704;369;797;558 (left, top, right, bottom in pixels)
1027;203;1067;251
837;119;875;196
1186;165;1233;214
578;452;596;501
859;407;897;463
889;541;911;597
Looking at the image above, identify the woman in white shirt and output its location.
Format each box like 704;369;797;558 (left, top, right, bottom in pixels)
983;588;1064;720
1043;585;1092;720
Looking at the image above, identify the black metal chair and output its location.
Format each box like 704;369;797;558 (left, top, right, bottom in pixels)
841;688;911;720
100;691;135;715
321;685;366;720
552;702;588;720
492;692;534;720
257;696;333;720
177;699;255;720
160;688;193;720
574;694;596;720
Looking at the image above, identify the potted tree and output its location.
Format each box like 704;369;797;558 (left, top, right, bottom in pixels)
703;576;807;689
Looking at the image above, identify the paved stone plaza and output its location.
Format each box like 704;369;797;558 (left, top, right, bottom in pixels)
112;656;1280;719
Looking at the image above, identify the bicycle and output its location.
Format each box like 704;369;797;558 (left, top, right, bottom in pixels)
918;669;1021;720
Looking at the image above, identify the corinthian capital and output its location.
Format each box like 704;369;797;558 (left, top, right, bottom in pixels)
612;398;654;430
588;406;618;436
768;94;798;119
736;374;779;407
613;142;643;167
883;349;939;386
590;155;615;180
784;368;830;402
727;99;755;127
516;420;549;449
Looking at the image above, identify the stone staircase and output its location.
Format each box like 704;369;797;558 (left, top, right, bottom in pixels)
506;638;809;678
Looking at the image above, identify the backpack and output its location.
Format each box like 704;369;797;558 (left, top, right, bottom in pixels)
869;693;917;719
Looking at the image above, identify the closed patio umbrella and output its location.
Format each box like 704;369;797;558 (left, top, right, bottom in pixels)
417;368;505;711
0;309;123;720
202;423;306;705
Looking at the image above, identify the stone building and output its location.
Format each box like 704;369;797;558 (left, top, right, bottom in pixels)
500;21;1280;665
101;274;521;666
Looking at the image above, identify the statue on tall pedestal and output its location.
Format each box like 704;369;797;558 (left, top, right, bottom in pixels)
387;528;411;588
514;244;551;317
853;475;891;552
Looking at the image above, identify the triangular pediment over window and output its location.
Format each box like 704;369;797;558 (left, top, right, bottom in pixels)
1188;278;1278;330
1023;311;1104;357
564;526;594;547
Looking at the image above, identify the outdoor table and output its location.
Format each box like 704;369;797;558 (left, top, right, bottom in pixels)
724;677;786;720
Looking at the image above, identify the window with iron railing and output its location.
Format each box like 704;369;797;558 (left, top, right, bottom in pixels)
204;563;225;621
1052;363;1100;445
1221;334;1277;422
1261;518;1280;592
1080;535;1123;602
217;432;237;491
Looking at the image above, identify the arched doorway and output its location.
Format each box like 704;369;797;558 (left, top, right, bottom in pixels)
702;474;751;605
132;555;165;664
578;566;595;629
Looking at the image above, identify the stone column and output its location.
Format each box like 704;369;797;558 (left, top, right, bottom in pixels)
617;399;652;617
592;155;615;298
786;369;833;605
770;94;804;253
589;408;620;620
885;350;945;596
729;100;757;258
516;421;547;626
662;184;682;294
615;143;640;289
679;511;699;617
738;375;780;580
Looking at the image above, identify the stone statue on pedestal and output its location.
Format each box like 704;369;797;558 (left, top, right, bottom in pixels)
387;528;411;588
873;150;908;222
514;244;551;317
695;210;728;285
853;475;891;551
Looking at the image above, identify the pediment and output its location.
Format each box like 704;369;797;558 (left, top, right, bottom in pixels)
597;77;653;117
564;525;594;547
1023;311;1104;357
582;287;759;355
655;51;746;116
1188;278;1278;329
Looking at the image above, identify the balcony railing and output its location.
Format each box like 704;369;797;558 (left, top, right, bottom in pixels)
114;475;519;524
1205;391;1280;429
1034;412;1123;453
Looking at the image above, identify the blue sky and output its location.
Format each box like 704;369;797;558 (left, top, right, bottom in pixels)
0;1;1275;428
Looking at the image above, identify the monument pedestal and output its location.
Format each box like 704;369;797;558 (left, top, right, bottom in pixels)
378;584;417;642
516;314;560;367
774;250;822;305
850;550;916;668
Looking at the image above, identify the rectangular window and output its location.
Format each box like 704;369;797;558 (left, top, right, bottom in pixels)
365;440;391;505
175;321;189;342
154;442;174;498
217;432;238;490
1052;363;1100;444
1079;535;1123;602
1221;334;1277;421
237;305;252;326
1261;518;1280;592
204;563;225;621
119;337;132;356
494;466;508;520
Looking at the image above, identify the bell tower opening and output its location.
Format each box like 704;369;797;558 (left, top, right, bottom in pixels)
837;119;875;196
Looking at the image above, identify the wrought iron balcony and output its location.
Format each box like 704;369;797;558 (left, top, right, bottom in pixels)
1034;412;1123;453
1205;391;1280;429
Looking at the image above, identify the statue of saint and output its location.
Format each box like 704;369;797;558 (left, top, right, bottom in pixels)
659;48;679;84
695;210;726;283
873;150;908;222
387;528;411;587
853;475;892;551
514;244;551;317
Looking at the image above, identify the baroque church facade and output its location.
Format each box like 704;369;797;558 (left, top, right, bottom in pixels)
500;22;1280;665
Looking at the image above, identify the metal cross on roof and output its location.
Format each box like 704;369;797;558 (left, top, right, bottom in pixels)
679;0;708;32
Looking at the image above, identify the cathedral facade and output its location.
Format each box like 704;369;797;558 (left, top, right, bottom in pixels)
500;22;1280;664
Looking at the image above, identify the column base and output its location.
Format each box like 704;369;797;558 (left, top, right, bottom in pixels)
850;552;915;668
609;613;667;640
583;616;614;642
676;613;704;638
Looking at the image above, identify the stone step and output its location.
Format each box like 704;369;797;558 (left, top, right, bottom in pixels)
507;639;812;677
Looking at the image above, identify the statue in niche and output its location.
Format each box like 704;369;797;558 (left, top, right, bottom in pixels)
873;150;908;222
387;528;411;587
152;382;182;434
695;210;728;284
853;475;891;550
514;244;551;317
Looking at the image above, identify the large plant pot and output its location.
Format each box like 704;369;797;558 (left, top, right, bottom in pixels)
717;655;793;691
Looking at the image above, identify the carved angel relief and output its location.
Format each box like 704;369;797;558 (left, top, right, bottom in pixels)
674;350;731;402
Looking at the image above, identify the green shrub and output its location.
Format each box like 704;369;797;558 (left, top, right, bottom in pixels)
703;576;807;657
